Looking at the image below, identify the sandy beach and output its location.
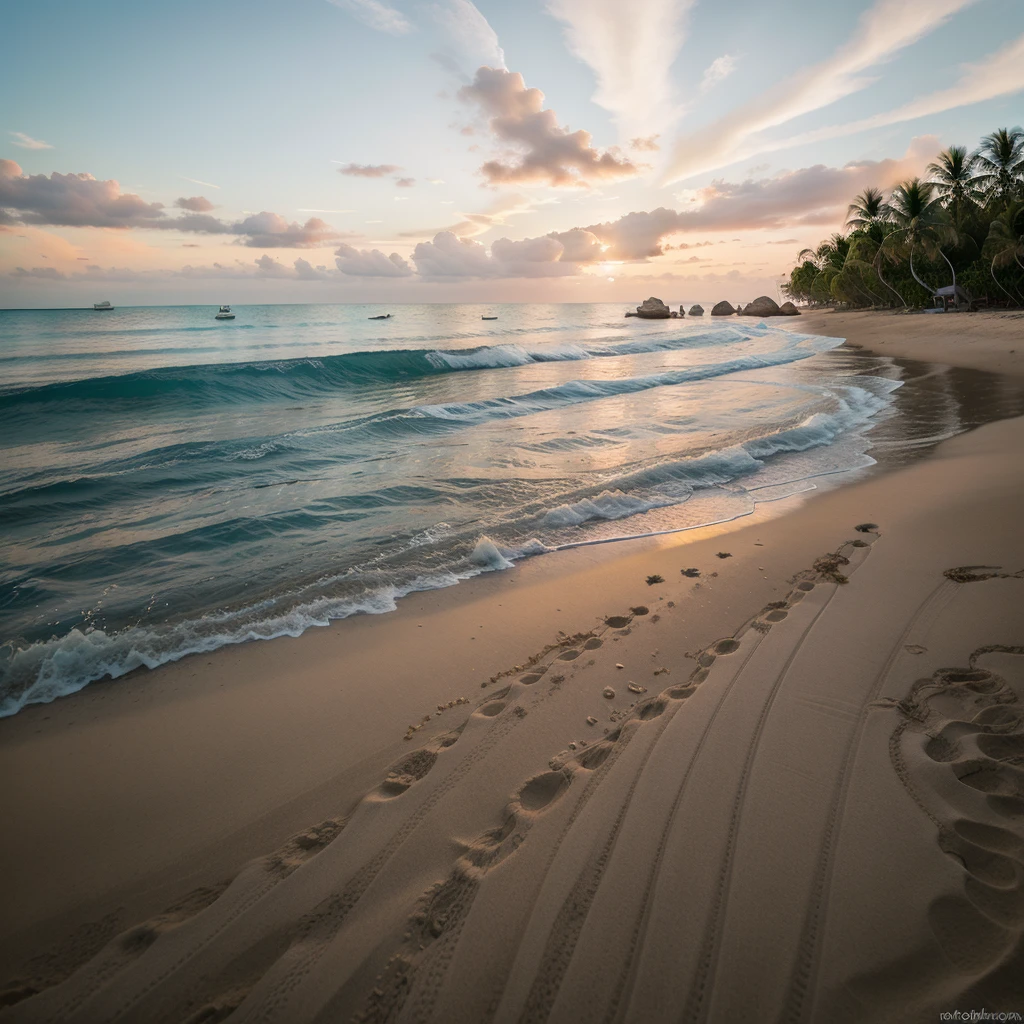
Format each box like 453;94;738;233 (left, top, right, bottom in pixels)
2;310;1023;1022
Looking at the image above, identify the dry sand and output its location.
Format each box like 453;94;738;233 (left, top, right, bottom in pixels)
1;310;1023;1022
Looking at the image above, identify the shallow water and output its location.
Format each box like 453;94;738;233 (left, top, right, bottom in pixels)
1;303;1020;715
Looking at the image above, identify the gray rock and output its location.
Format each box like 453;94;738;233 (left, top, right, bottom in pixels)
679;305;685;315
711;300;736;316
778;301;801;315
739;295;782;317
688;304;704;316
634;296;671;319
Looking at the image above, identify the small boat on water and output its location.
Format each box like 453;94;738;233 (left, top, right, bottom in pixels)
215;305;235;320
93;301;114;311
368;313;392;320
482;316;498;320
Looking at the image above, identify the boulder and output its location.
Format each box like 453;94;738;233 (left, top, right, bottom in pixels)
634;296;672;319
688;304;704;316
739;295;782;317
710;300;736;316
670;310;680;318
778;301;801;315
679;305;685;315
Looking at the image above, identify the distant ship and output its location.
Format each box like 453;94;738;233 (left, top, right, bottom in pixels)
215;305;235;320
92;301;114;311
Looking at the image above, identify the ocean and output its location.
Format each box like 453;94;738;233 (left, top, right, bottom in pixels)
0;302;1000;716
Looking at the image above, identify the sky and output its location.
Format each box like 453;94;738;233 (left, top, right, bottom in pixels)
2;0;1022;307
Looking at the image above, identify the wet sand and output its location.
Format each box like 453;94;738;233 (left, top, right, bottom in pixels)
1;310;1023;1022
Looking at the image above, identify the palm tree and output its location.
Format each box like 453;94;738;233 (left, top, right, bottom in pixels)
973;127;1024;206
985;202;1024;303
846;187;887;230
927;145;980;224
880;178;956;296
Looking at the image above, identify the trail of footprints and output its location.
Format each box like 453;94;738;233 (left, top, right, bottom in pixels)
1;545;865;1024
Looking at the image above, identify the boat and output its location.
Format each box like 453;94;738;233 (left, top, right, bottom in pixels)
482;316;498;320
92;301;114;311
368;313;392;320
215;305;235;320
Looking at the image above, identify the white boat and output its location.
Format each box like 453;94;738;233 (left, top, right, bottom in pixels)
215;305;235;320
93;301;114;311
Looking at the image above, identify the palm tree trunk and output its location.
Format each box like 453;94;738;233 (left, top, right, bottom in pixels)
937;249;956;292
990;256;1017;304
908;244;935;297
874;248;906;307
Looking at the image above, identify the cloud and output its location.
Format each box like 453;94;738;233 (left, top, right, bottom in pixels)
431;0;505;69
546;227;604;262
174;195;216;212
326;0;413;34
334;242;413;276
0;161;167;228
630;135;660;152
12;265;65;279
180;176;220;189
700;54;736;93
545;0;693;139
398;192;539;239
663;0;979;182
10;132;53;150
584;138;936;257
231;212;340;248
0;162;342;247
395;176;416;187
337;162;402;177
413;230;579;277
762;33;1024;157
459;66;640;187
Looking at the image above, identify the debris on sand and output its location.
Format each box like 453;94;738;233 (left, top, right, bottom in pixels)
646;575;664;585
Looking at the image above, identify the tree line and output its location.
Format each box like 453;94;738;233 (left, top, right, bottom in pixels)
783;128;1024;309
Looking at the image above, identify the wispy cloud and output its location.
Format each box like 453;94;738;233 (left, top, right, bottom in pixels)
546;0;694;140
762;33;1024;157
180;175;220;189
663;0;980;183
700;54;736;93
9;132;53;150
327;0;413;35
297;208;355;213
431;0;505;68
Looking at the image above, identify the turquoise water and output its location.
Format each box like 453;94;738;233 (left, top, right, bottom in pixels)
0;303;904;715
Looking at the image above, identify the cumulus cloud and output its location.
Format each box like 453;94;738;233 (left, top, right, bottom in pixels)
334;242;413;276
395;176;416;187
327;0;413;35
545;227;604;262
0;163;341;247
546;0;693;139
0;160;167;228
174;195;216;212
337;162;402;177
459;66;640;187
231;212;340;248
663;0;979;182
700;54;736;93
10;132;53;150
412;230;577;277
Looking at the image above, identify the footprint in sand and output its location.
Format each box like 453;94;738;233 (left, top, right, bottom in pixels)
380;748;439;797
713;638;741;655
476;701;506;717
583;637;603;650
518;770;571;811
519;673;544;685
558;649;582;661
605;615;632;628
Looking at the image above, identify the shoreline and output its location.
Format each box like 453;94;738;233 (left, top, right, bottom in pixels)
2;309;1023;1017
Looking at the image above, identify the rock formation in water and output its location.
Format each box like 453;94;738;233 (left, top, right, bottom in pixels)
689;304;704;316
778;301;801;315
740;295;782;317
711;301;736;316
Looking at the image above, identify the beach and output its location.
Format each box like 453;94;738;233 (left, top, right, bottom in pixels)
1;310;1023;1022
